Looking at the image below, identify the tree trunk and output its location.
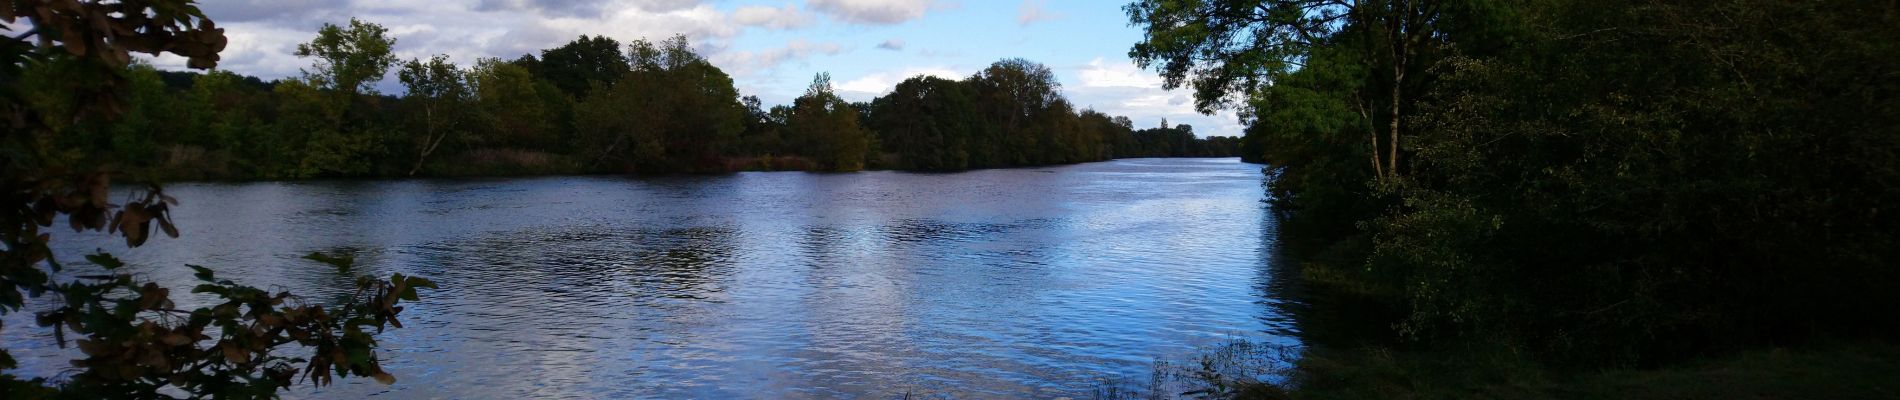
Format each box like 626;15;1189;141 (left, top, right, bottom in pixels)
408;105;438;176
1355;94;1384;178
1388;69;1402;178
1385;1;1409;179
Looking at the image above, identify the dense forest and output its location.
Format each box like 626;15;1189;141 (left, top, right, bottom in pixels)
1126;0;1899;396
21;19;1236;181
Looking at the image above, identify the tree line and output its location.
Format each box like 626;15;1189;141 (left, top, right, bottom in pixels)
1129;0;1898;373
30;19;1237;181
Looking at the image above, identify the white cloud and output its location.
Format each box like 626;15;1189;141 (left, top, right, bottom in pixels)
197;0;337;23
1016;0;1059;26
806;0;940;25
1077;57;1163;89
1067;57;1243;137
731;4;812;29
475;0;703;15
839;65;965;100
876;39;904;51
711;39;845;76
835;66;964;100
146;22;314;79
538;4;739;46
143;0;750;80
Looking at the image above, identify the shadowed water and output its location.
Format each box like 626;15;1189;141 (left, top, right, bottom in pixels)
4;158;1297;398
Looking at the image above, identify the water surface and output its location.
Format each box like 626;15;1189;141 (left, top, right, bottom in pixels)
7;158;1296;398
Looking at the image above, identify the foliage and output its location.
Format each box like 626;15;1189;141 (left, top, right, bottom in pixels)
786;73;872;171
2;1;433;397
870;76;978;170
468;57;570;152
536;35;630;99
1128;0;1900;370
9;18;1243;182
396;54;472;175
293;18;396;96
574;35;745;173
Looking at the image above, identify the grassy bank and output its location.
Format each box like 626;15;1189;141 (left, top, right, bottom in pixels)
1284;341;1900;400
1105;340;1900;400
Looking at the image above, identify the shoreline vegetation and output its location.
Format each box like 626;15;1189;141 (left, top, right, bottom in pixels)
1115;0;1899;398
30;19;1241;183
1099;339;1900;400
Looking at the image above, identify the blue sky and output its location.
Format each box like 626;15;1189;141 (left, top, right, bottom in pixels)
144;0;1243;137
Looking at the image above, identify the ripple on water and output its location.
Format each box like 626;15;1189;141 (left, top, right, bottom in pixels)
2;158;1300;398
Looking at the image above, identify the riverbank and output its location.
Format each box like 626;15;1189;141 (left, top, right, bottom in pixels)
1272;341;1900;400
1104;339;1900;399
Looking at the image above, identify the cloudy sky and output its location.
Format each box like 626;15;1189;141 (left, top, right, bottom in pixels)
146;0;1243;137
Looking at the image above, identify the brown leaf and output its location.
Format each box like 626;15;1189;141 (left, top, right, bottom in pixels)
221;342;247;364
158;215;179;238
62;29;86;56
138;283;171;309
140;348;169;369
89;174;109;206
77;339;110;356
125;220;149;247
120;202;152;225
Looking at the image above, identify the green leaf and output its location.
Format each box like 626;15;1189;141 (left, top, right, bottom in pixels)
85;250;125;270
303;251;355;273
188;264;215;281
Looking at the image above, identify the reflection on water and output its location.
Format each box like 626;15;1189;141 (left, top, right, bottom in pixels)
4;158;1295;398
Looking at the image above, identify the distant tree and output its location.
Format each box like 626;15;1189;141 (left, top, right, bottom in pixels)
469;58;569;151
576;35;743;172
279;19;400;177
294;18;398;96
397;55;473;175
969;59;1068;166
183;70;274;176
738;95;786;154
787;73;872;171
539;35;630;99
870;76;979;170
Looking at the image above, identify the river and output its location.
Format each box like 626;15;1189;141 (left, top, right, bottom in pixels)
5;158;1299;398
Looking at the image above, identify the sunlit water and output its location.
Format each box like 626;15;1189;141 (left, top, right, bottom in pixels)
5;158;1298;398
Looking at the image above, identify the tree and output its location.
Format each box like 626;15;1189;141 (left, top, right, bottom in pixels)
284;18;397;178
397;55;472;175
969;59;1065;166
870;76;979;170
294;18;397;96
468;58;569;152
183;70;274;177
787;73;872;171
538;35;630;99
1126;0;1448;179
2;1;430;397
576;35;743;173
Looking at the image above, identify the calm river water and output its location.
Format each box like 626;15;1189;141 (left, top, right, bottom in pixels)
6;158;1299;398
